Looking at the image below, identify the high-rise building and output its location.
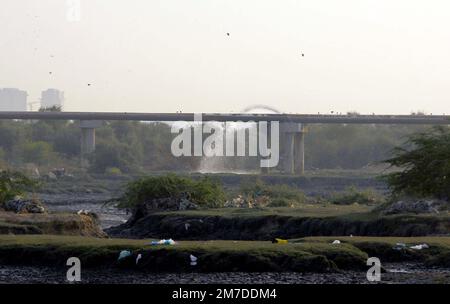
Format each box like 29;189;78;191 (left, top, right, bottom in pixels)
41;89;64;110
0;88;28;111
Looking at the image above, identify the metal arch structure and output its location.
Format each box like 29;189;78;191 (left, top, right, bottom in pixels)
241;104;282;114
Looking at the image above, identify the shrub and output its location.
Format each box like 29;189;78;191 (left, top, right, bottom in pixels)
118;174;225;209
0;171;37;206
330;186;380;205
240;179;306;207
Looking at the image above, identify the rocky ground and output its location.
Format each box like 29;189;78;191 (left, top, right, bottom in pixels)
0;263;449;284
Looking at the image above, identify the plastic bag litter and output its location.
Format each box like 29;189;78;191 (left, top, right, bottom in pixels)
151;239;176;246
136;253;142;265
185;223;191;231
190;255;198;266
332;240;341;244
410;243;429;250
118;250;132;261
392;243;407;250
271;238;288;244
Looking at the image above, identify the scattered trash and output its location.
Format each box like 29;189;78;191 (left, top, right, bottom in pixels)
349;234;353;238
190;255;198;266
118;250;132;261
185;223;191;231
136;254;142;265
332;240;341;244
151;239;176;246
272;238;288;244
392;243;407;250
4;197;46;214
77;209;91;215
410;244;429;250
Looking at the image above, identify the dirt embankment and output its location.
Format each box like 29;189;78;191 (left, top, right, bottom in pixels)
106;212;450;240
0;211;107;237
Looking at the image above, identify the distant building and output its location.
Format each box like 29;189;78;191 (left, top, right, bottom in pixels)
0;88;28;111
41;89;64;110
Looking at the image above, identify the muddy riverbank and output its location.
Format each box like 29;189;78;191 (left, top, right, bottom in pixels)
0;263;448;284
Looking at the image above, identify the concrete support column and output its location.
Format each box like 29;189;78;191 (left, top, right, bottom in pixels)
79;120;102;167
279;122;300;174
293;124;307;175
81;128;96;154
282;132;295;174
260;123;271;174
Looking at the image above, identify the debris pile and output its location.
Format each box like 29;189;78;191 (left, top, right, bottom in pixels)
382;199;448;215
3;196;46;214
224;195;270;208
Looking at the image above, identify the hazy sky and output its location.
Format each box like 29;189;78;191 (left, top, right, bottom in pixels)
1;0;450;114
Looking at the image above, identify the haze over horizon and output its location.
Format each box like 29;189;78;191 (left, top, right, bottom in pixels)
1;0;450;114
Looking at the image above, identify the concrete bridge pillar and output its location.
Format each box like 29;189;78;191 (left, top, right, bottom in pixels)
79;120;102;156
294;124;307;175
280;122;306;175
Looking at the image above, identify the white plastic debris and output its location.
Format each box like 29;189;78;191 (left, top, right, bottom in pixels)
332;240;341;244
185;223;191;231
136;253;142;265
349;234;354;238
118;250;132;261
151;239;176;246
190;255;198;266
393;243;407;250
410;243;429;250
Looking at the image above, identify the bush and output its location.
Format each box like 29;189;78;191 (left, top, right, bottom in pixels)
118;174;226;209
383;126;450;200
330;186;380;205
240;179;306;207
0;171;37;206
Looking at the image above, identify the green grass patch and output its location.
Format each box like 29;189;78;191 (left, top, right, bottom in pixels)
0;235;368;272
294;236;450;268
158;204;372;218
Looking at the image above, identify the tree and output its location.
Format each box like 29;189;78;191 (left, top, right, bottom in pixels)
89;141;141;173
22;141;54;166
383;126;450;200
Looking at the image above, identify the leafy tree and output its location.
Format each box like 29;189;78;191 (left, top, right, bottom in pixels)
383;126;450;200
21;141;54;166
89;141;141;173
0;148;6;168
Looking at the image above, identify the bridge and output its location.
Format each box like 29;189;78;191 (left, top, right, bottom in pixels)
1;111;449;175
1;111;450;124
